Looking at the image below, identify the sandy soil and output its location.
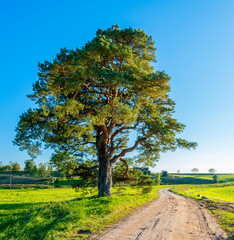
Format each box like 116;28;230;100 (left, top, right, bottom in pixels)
95;188;229;240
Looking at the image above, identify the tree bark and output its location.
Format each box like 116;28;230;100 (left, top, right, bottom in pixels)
98;151;112;197
97;136;112;197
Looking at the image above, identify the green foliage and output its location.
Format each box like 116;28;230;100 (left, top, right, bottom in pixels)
3;165;13;171
72;159;154;194
14;25;196;195
31;166;39;177
14;25;196;161
154;173;161;185
24;160;35;172
209;168;216;174
191;168;199;173
38;163;46;177
161;170;168;177
12;163;21;171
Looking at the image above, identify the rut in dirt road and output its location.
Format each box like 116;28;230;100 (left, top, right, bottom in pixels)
96;188;229;240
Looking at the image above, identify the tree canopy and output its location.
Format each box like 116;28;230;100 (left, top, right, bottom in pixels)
208;168;216;174
14;25;197;196
191;168;199;173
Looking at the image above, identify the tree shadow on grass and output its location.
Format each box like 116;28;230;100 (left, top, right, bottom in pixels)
0;201;72;240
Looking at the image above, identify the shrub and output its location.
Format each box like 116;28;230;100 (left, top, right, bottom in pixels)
161;170;168;177
154;173;161;185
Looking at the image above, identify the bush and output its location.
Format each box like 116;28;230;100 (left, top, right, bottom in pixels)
154;173;161;185
12;163;21;171
161;170;168;177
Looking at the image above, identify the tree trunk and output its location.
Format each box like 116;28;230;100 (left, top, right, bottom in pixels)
98;147;112;197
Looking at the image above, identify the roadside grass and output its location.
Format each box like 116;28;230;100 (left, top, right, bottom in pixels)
171;183;234;238
0;185;166;240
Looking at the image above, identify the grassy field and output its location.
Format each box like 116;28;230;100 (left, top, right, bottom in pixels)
0;185;166;240
1;173;233;239
172;183;234;202
171;183;234;237
160;173;234;185
173;174;234;183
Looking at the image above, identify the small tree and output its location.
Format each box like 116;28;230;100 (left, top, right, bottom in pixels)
191;168;199;173
38;163;46;177
177;170;180;173
12;163;21;171
154;173;161;185
161;170;168;177
208;168;216;174
24;160;35;172
46;162;54;177
31;165;39;177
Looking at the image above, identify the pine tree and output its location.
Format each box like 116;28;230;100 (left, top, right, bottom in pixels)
14;25;196;196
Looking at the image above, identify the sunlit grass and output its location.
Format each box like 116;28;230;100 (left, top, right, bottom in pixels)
173;174;234;182
171;183;234;203
0;186;167;240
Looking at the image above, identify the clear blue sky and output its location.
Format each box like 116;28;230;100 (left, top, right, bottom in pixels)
1;0;234;173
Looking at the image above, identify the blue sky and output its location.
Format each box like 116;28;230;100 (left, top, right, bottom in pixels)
0;0;234;173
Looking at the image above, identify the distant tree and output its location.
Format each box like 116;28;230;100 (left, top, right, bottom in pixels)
177;170;180;173
191;168;199;173
38;163;46;177
161;170;168;177
24;160;35;172
3;165;12;171
12;163;21;171
154;173;161;185
31;165;39;177
0;161;3;171
14;25;197;197
46;162;54;176
213;175;219;183
208;168;216;174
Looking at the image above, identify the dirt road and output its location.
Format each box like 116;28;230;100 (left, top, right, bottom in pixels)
96;188;229;240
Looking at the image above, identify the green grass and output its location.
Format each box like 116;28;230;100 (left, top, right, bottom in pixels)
172;183;234;202
173;174;234;183
160;173;234;185
171;183;234;238
0;186;167;240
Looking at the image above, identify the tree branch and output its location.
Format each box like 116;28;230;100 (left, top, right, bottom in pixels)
111;138;146;164
119;158;129;178
110;122;139;147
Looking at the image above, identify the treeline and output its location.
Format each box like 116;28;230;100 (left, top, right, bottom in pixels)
0;160;53;178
